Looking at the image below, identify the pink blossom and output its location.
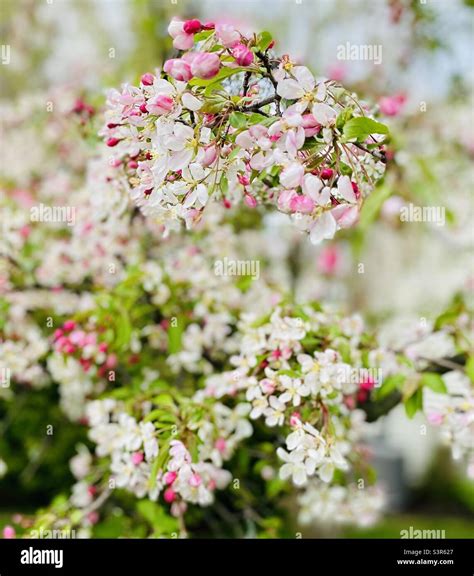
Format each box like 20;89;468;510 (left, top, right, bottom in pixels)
280;162;304;188
168;19;194;51
289;194;315;214
215;22;240;48
379;94;406;117
3;526;15;539
317;245;340;275
331;204;359;228
301;113;320;137
164;58;193;82
131;452;144;465
189;473;202;487
189;52;220;79
147;94;174;115
164;471;177;485
427;412;444;426
232;43;254;66
278;189;298;211
215;438;227;453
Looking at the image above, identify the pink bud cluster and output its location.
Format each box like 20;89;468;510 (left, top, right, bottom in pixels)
53;320;117;375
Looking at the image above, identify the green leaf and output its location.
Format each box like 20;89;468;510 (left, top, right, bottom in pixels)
193;30;214;43
137;500;178;536
404;387;423;419
229;111;247;129
376;374;405;400
149;440;170;490
256;31;273;52
466;356;474;384
168;319;183;354
336;108;353;131
343;117;389;142
220;174;229;195
420;372;447;394
358;184;392;230
189;66;245;87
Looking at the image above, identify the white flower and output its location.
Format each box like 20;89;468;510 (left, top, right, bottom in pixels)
278;375;310;406
277;447;309;486
70;445;92;480
264;395;286;427
277;66;315;102
0;458;7;479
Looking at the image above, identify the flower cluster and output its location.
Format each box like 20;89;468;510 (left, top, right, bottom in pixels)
101;19;388;242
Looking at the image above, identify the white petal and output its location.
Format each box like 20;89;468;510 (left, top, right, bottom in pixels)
277;79;305;100
293;66;315;92
309;212;337;244
337;175;356;202
182;92;202;111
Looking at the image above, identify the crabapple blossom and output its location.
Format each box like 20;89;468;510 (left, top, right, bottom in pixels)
101;20;388;242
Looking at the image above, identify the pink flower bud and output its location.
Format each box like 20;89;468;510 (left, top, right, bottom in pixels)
3;526;15;539
87;511;99;525
232;43;254;66
147;94;174;115
261;379;275;394
301;113;321;137
320;168;334;180
63;320;76;331
163;58;193;82
189;52;220;79
238;173;250;186
128;160;138;170
140;73;155;86
139;103;148;114
189;473;202;488
202;145;217;167
106;354;117;368
215;438;227;453
290;412;301;427
131;452;144;465
53;328;63;340
106;137;121;147
244;193;257;208
164;488;176;503
289;194;315;214
164;471;177;485
183;19;202;34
